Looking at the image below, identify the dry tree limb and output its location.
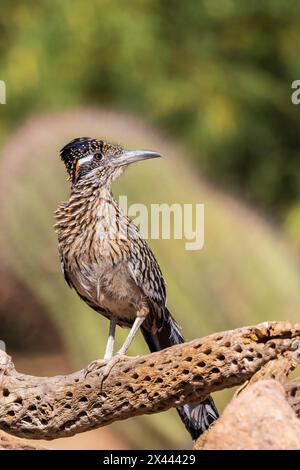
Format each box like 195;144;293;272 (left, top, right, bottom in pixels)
286;379;300;418
0;430;46;450
0;321;299;441
250;340;300;382
242;343;300;419
195;379;300;450
233;341;300;397
195;344;300;450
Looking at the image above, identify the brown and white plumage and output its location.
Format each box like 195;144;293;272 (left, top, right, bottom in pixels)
55;167;166;332
55;137;218;439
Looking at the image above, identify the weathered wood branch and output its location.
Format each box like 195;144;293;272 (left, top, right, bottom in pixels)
195;379;300;450
0;321;299;441
0;430;46;450
194;343;300;450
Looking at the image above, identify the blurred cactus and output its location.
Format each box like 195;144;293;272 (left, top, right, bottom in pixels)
284;203;300;254
1;109;300;448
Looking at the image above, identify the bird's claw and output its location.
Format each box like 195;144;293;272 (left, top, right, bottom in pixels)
84;358;108;378
99;354;128;392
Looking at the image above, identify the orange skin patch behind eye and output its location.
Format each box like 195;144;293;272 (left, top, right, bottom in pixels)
75;160;80;176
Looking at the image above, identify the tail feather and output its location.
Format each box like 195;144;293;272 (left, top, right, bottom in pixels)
141;309;219;440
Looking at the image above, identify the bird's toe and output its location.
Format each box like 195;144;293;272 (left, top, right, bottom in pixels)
84;358;108;378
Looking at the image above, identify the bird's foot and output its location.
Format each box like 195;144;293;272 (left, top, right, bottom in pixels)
84;358;108;379
99;354;128;392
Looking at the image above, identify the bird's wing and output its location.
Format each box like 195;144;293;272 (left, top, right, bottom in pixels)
59;250;73;288
126;234;167;331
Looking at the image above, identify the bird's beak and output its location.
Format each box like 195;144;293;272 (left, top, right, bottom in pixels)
114;149;161;166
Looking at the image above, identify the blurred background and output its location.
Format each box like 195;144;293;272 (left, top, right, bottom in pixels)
1;0;300;449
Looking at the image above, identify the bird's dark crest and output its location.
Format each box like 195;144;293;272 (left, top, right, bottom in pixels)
60;137;103;174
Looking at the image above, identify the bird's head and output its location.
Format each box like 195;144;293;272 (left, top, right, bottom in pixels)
60;137;161;187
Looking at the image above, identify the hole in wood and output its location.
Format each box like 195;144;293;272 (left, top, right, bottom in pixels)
193;375;203;382
28;404;36;411
197;361;206;367
22;416;32;424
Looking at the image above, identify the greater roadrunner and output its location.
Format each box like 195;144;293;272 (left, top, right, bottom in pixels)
55;137;218;439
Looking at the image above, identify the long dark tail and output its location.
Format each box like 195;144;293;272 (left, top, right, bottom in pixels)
141;309;219;440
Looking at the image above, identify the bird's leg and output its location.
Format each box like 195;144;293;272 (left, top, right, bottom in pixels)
99;314;147;391
104;319;116;361
117;316;145;356
84;319;116;378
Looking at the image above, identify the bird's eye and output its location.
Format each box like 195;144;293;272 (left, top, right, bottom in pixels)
94;152;103;160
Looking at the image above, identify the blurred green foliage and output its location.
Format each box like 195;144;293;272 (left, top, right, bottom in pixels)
1;0;300;218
